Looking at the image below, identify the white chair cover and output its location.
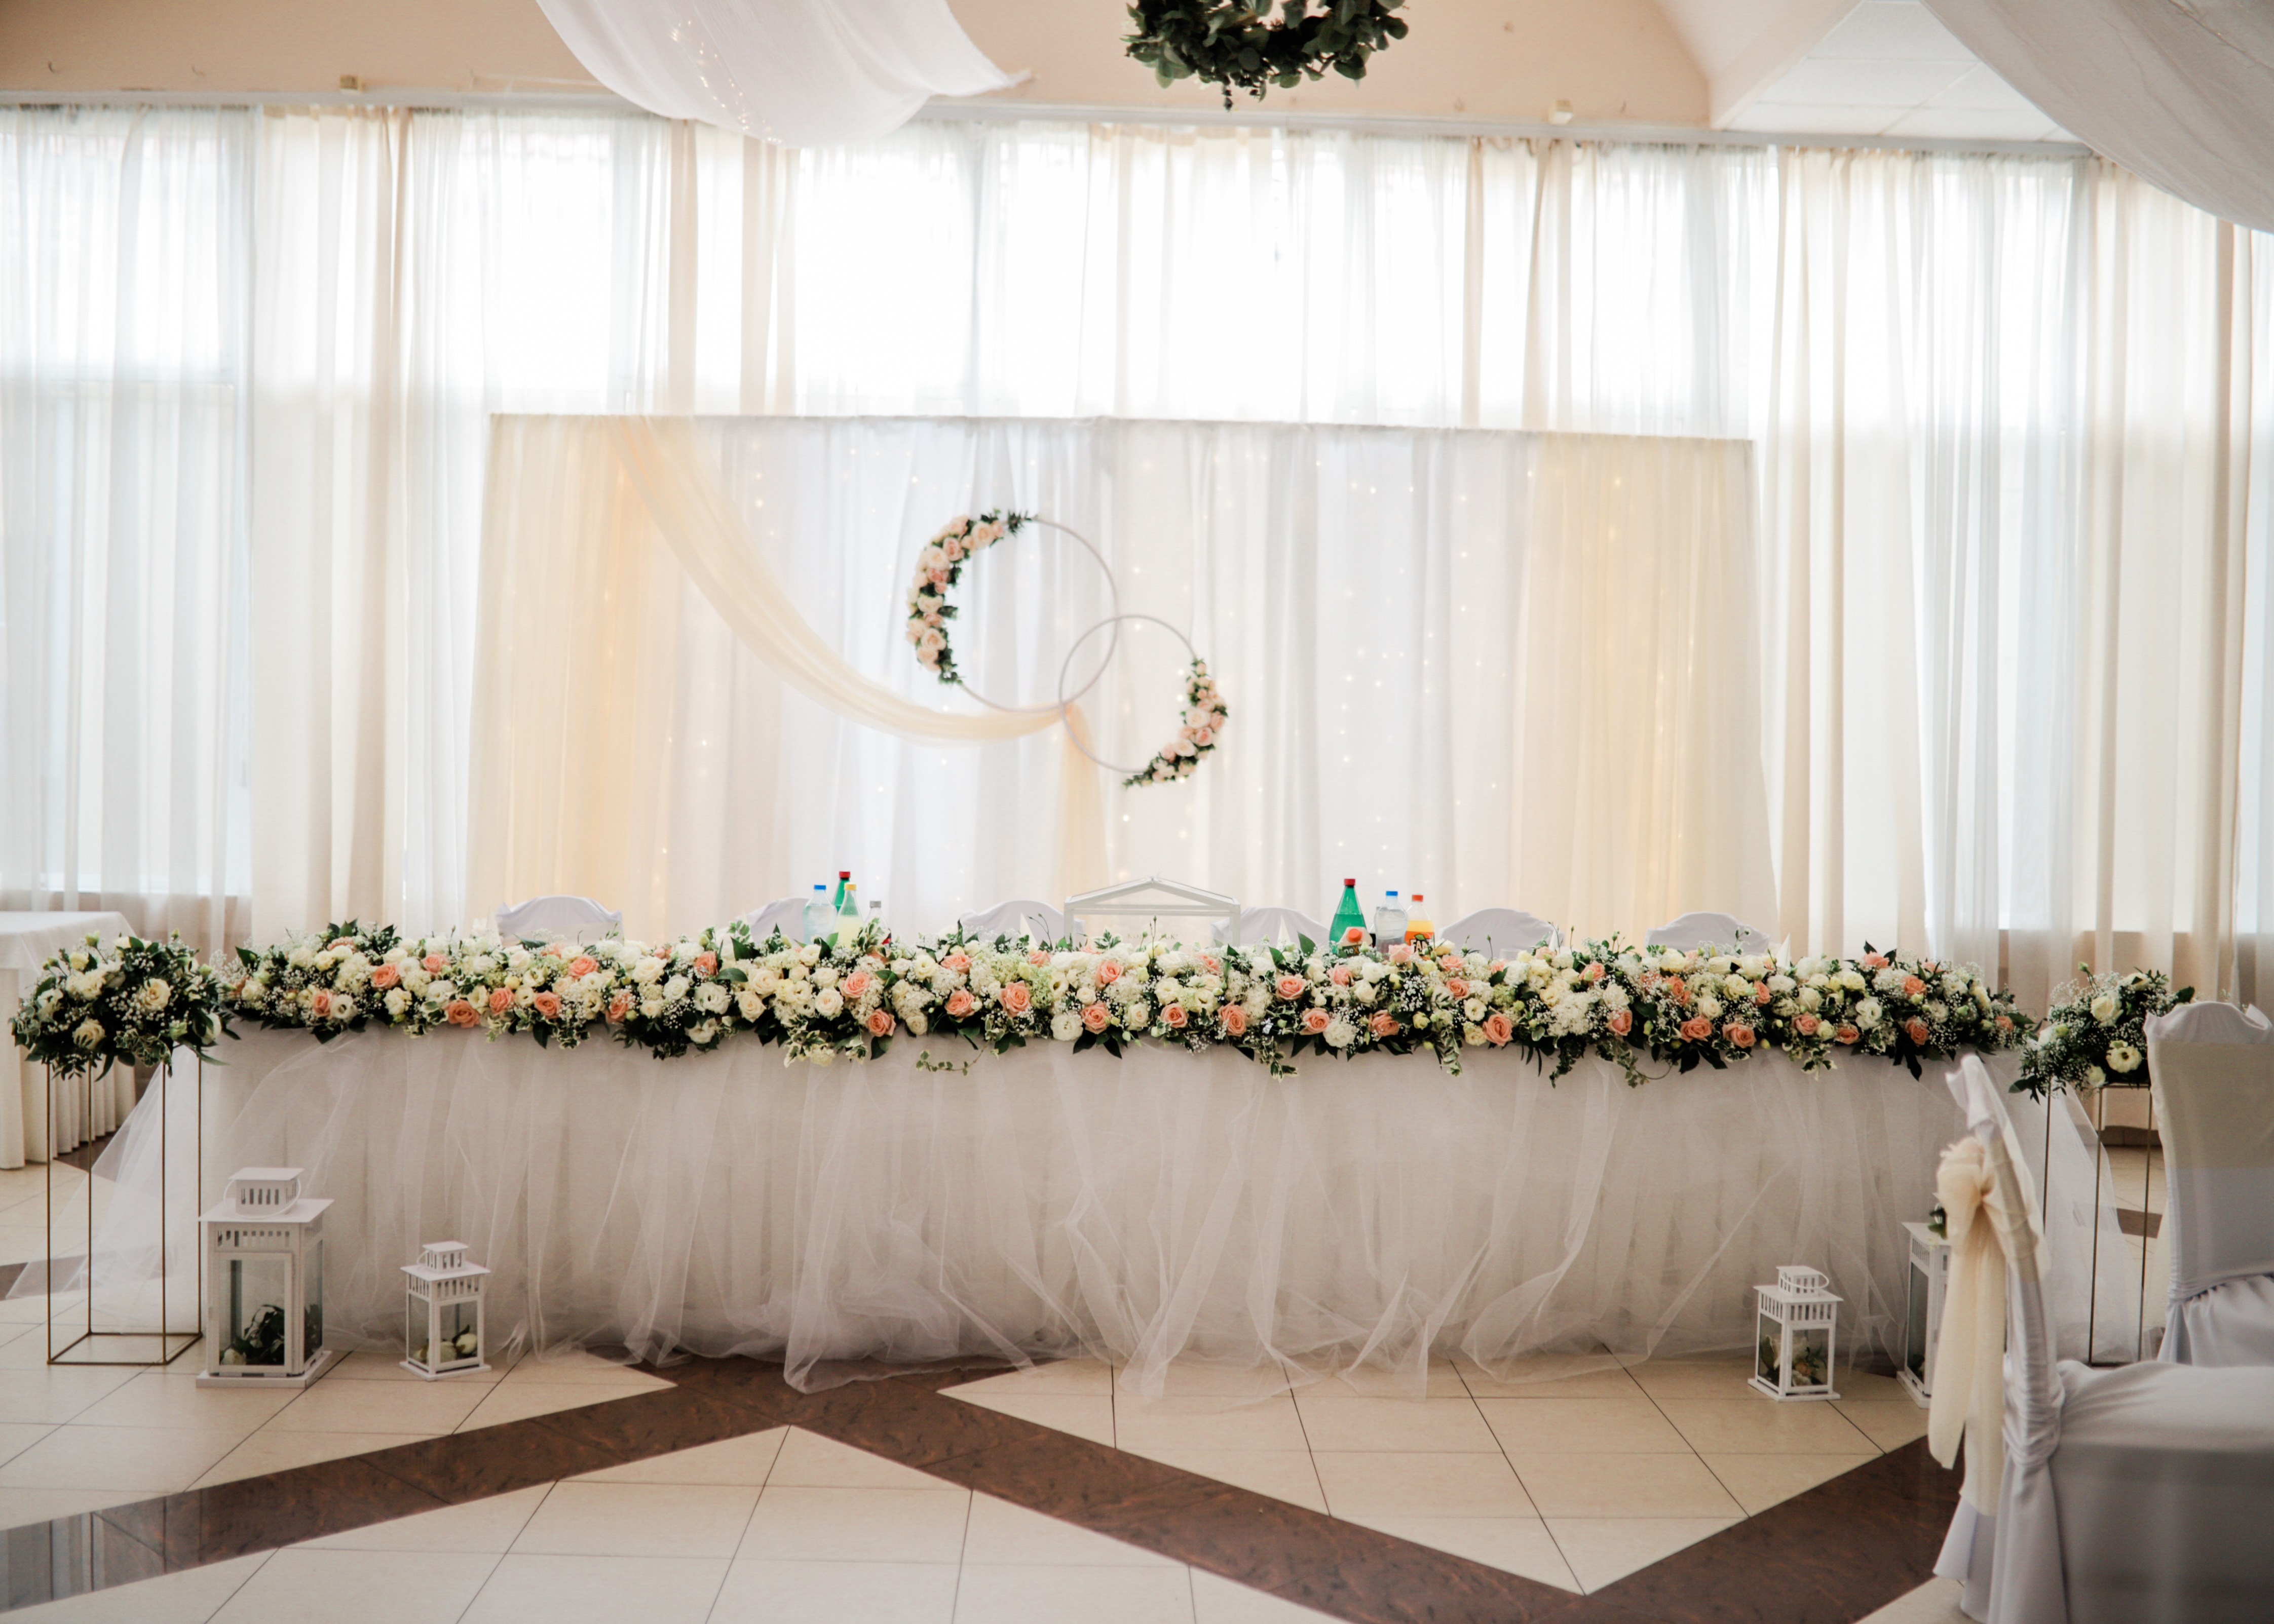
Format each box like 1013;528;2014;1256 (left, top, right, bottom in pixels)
1643;910;1768;951
2144;1003;2274;1367
958;899;1070;943
1935;1054;2274;1624
496;895;623;942
1438;908;1559;955
739;897;810;944
1211;906;1328;949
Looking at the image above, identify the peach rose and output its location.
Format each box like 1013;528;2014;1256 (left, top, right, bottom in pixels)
369;964;400;989
1607;1009;1634;1036
1835;1023;1861;1045
1095;961;1121;985
1199;955;1221;975
1274;974;1306;1001
1754;981;1772;1006
607;992;632;1023
944;988;977;1018
1028;949;1050;967
1341;926;1369;949
1796;1013;1821;1036
532;992;563;1019
942;950;972;974
1163;1003;1188;1028
1221;1005;1248;1037
327;937;355;952
1387;944;1414;964
567;955;598;978
1724;1021;1756;1048
423;953;448;972
1330;964;1352;986
310;989;334;1019
1369;1011;1398;1037
1000;982;1033;1014
1300;1008;1331;1034
866;1008;895;1037
1582;962;1605;982
1995;1015;2013;1031
694;952;717;976
488;988;513;1015
1447;978;1469;999
1083;1001;1111;1033
1863;952;1889;969
1905;1017;1931;1045
1483;1012;1513;1047
1664;976;1688;1003
446;999;481;1027
1639;970;1661;990
842;970;873;998
1437;952;1462;973
926;564;950;587
1902;976;1926;997
544;942;567;957
1679;1016;1714;1041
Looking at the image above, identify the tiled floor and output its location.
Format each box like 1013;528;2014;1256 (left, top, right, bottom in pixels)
946;1349;1927;1595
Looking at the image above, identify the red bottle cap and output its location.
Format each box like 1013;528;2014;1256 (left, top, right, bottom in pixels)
1343;877;1355;887
838;870;851;878
1412;894;1423;903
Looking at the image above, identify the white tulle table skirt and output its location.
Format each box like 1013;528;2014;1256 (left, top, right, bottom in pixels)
51;1028;2019;1389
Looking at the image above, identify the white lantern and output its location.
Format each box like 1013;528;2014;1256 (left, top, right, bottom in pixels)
402;1242;490;1378
197;1168;335;1388
1751;1264;1841;1401
1898;1219;1951;1408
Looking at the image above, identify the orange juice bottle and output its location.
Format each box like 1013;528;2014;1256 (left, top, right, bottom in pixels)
1404;895;1434;945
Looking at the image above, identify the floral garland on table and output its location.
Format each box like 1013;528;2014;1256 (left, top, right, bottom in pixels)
1125;659;1228;787
904;511;1029;686
2013;965;2193;1097
6;931;229;1078
167;924;2036;1082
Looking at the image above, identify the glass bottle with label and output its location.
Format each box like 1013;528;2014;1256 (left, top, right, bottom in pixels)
1329;879;1368;952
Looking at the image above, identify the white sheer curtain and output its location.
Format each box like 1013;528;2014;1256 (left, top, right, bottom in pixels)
4;109;2270;997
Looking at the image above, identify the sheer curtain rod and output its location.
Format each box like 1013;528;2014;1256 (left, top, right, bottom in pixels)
0;88;2092;158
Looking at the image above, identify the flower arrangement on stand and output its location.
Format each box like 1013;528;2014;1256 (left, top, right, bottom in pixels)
2014;965;2193;1097
7;931;228;1078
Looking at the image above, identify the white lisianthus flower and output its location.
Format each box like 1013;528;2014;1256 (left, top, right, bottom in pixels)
1463;996;1487;1022
798;945;822;966
429;979;457;1002
384;989;410;1017
1323;1017;1356;1049
1855;997;1884;1028
1798;987;1823;1012
689;1021;718;1045
2090;992;2119;1025
695;982;730;1014
1354;981;1379;1006
1463;1022;1486;1046
2105;1041;2142;1073
1052;1011;1082;1041
1767;975;1795;994
1413;1010;1431;1028
2086;1063;2106;1086
639;997;665;1019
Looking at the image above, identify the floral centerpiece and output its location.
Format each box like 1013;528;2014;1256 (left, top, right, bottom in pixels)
2013;965;2193;1097
7;930;228;1078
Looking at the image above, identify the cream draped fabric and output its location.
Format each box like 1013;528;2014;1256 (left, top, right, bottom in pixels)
471;414;1762;944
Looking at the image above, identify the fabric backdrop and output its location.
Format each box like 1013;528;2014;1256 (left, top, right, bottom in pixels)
4;108;2271;1008
471;413;1766;944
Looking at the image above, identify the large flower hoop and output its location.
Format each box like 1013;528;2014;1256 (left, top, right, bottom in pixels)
1055;614;1228;788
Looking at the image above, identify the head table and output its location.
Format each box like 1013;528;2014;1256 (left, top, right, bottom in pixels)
27;1026;2140;1390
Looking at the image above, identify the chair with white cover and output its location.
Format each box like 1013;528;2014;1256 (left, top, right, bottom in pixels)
739;897;811;944
2144;1001;2274;1368
1439;908;1559;955
1930;1054;2274;1623
1211;906;1328;949
958;899;1070;943
496;895;622;942
1643;911;1767;952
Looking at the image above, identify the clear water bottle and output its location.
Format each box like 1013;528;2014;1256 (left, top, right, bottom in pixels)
801;883;831;942
868;897;887;942
1372;890;1408;948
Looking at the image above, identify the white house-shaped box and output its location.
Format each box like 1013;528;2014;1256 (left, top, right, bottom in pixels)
1751;1264;1842;1401
403;1241;491;1379
197;1168;336;1388
1064;876;1238;948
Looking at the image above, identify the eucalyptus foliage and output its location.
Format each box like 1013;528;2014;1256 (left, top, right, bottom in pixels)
1124;1;1410;107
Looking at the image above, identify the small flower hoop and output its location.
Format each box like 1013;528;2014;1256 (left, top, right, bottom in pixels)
1054;614;1229;788
905;513;1121;712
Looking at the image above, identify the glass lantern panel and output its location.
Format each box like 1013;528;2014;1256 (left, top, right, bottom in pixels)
1756;1309;1780;1385
223;1257;292;1366
407;1292;424;1367
305;1239;325;1358
1904;1262;1930;1382
439;1299;479;1365
1789;1325;1831;1389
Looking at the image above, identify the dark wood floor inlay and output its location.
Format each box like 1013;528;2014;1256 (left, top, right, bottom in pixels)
0;1352;1959;1622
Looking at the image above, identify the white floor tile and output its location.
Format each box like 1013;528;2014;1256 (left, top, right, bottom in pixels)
1619;1356;1757;1398
1477;1397;1689;1456
1655;1397;1878;1454
260;1377;486;1434
1189;1568;1347;1623
210;1548;499;1624
498;1348;654;1384
952;1357;1113;1396
1313;1361;1466;1400
68;1373;299;1435
510;1479;760;1559
0;1422;243;1492
1290;1393;1499;1453
961;1493;1179;1567
1118;1448;1328;1513
1352;1515;1578;1589
1114;1395;1308;1455
766;1426;961;1490
459;1380;655;1431
1116;1364;1296;1399
1455;1355;1644;1401
1697;1451;1876;1515
460;1553;730;1624
954;1562;1197;1624
738;1485;973;1564
949;1388;1116;1446
299;1483;553;1552
1858;1576;1971;1623
0;1365;139;1425
9;1553;270;1622
708;1558;959;1624
193;1428;433;1487
318;1348;511;1384
0;1485;150;1525
1311;1449;1536;1521
1544;1515;1741;1590
1511;1453;1745;1519
0;1421;55;1467
1837;1400;1930;1451
574;1425;786;1485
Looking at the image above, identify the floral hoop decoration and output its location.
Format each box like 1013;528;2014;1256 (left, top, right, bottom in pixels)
1124;2;1411;109
1127;658;1228;787
905;511;1031;685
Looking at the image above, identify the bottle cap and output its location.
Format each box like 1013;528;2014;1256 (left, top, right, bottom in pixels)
839;870;851;878
1413;894;1423;903
1386;891;1398;898
1343;877;1355;887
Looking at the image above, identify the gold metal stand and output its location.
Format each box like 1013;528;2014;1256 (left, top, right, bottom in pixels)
45;1056;201;1366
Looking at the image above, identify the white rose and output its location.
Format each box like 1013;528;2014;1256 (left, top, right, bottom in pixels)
663;975;691;1001
633;957;666;984
1696;995;1723;1020
1323;1018;1356;1049
1855;997;1883;1028
2086;1063;2106;1086
1798;987;1822;1012
1463;1022;1486;1046
1052;1011;1082;1041
429;979;457;1002
814;988;844;1018
1123;1000;1151;1028
1839;969;1866;991
640;997;664;1019
2090;992;2119;1025
813;965;839;990
906;1013;929;1035
72;1018;105;1050
384;989;410;1017
736;990;766;1021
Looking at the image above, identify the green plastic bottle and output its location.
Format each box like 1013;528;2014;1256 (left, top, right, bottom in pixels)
831;869;851;911
1329;878;1368;952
